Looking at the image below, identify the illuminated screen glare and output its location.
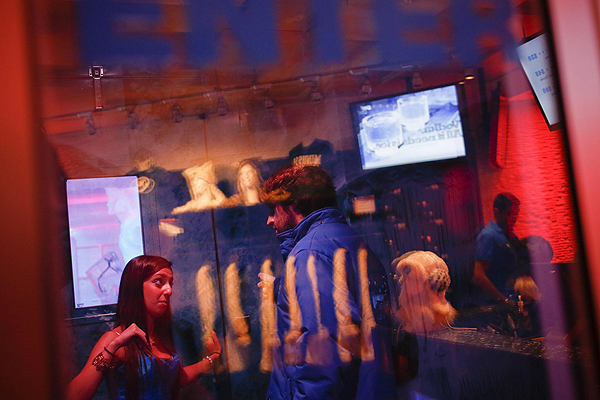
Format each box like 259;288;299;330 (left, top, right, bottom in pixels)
353;85;466;170
67;176;144;309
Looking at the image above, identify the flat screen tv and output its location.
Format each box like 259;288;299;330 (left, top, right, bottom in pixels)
66;176;144;309
350;84;467;170
517;32;560;130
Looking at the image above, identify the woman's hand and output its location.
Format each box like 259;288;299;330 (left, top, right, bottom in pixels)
109;323;148;351
206;331;221;355
67;325;146;400
180;331;222;386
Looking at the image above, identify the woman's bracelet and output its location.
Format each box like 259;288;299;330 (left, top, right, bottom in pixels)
92;352;115;372
104;347;116;357
204;354;214;368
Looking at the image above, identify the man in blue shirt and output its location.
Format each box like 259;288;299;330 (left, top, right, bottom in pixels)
473;193;521;306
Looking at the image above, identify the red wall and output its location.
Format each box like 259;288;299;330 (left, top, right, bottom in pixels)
478;91;576;262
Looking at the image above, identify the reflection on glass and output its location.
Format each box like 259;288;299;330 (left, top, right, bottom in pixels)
196;265;217;345
398;95;430;132
35;0;598;398
173;161;227;214
362;112;404;156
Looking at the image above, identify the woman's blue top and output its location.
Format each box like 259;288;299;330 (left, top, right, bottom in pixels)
107;353;181;400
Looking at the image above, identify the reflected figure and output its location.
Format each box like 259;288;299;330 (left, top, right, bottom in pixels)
106;185;143;264
259;259;277;373
260;165;394;400
132;150;157;194
158;219;184;237
172;161;226;214
392;251;456;333
237;160;262;205
473;193;521;306
132;149;156;173
224;263;250;373
224;160;263;206
67;256;221;400
225;263;250;343
196;265;217;347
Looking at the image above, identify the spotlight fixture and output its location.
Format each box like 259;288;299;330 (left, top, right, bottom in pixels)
171;103;184;123
263;90;275;109
361;75;372;94
217;95;229;116
252;83;275;109
310;82;323;102
412;72;423;88
300;76;323;102
127;110;140;130
85;115;96;136
465;68;476;80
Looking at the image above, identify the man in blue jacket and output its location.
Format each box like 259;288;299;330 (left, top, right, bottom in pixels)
259;165;394;400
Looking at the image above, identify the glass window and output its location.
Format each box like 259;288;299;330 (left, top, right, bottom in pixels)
30;1;600;399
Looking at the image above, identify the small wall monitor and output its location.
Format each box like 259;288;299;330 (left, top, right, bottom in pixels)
351;84;467;170
517;32;560;130
66;176;144;309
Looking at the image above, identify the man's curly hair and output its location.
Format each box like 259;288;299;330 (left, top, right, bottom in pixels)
260;165;337;216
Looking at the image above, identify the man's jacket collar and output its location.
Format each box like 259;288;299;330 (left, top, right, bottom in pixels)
276;207;345;261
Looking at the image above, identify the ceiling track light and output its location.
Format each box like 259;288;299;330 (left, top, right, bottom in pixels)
171;103;184;123
217;95;229;116
127;110;140;130
412;72;423;88
464;67;476;81
310;82;323;102
263;90;275;109
85;115;96;136
361;75;372;94
253;83;275;109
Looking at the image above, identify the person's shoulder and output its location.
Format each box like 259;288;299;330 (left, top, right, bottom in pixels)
478;223;501;239
303;223;353;246
477;229;494;240
314;218;356;237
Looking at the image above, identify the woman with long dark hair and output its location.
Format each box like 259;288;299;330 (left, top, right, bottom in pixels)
67;255;221;400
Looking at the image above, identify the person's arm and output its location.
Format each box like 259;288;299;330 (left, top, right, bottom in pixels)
473;260;510;303
474;232;512;304
66;324;148;400
179;331;222;387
